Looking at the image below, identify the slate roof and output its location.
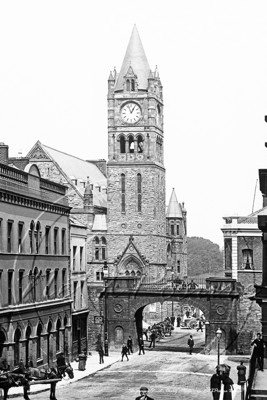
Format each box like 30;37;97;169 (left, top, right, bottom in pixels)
115;25;151;92
166;189;183;218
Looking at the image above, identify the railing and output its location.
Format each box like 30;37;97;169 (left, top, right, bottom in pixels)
0;163;28;183
245;347;256;400
140;277;207;291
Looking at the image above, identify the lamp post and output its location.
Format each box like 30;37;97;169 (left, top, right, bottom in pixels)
216;328;222;366
102;261;109;357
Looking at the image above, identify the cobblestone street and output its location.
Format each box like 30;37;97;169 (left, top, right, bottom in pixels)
29;328;246;400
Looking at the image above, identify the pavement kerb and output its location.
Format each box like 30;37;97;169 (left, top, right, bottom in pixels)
4;352;122;398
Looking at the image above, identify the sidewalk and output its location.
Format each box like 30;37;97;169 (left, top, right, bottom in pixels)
5;352;121;398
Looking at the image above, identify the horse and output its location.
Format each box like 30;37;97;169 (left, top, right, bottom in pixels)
0;363;74;400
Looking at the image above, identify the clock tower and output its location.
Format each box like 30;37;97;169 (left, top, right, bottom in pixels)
106;25;167;281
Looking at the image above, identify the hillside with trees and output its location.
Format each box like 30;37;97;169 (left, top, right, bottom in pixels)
187;236;224;277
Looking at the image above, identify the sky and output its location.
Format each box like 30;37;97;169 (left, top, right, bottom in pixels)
1;0;267;247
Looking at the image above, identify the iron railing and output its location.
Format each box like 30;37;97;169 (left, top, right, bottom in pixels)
245;346;256;400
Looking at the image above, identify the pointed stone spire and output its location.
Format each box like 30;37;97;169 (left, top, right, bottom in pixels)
115;25;150;92
108;71;114;81
166;188;183;218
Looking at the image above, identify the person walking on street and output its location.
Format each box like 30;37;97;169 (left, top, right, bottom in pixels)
196;320;203;332
98;345;104;364
138;337;145;355
149;331;156;348
121;343;129;361
176;316;181;327
127;335;133;354
135;386;154;400
251;332;267;371
222;374;234;400
187;334;194;355
210;368;221;400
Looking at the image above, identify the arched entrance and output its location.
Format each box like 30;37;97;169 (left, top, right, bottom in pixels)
25;326;31;366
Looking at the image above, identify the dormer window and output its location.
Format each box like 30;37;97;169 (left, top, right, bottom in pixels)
131;79;135;91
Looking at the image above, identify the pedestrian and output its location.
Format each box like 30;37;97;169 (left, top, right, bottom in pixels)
176;315;181;327
56;351;67;377
127;335;133;354
138;337;145;355
143;328;148;341
98;345;104;364
121;343;129;361
187;334;194;354
222;374;234;400
170;316;175;326
251;332;267;371
149;331;156;348
135;386;154;400
210;368;221;400
196;320;203;332
237;361;246;385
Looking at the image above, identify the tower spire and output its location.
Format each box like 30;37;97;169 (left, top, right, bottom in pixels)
115;25;150;92
166;189;183;218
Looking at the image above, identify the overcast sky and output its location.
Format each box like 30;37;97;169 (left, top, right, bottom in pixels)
1;0;267;247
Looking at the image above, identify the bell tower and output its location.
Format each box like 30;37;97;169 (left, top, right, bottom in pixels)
106;25;167;280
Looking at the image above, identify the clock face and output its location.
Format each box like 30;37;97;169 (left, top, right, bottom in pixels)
121;102;141;124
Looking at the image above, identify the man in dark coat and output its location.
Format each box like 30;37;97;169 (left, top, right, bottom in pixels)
251;332;267;371
138;337;145;355
149;331;156;348
56;352;67;376
127;335;133;354
187;335;194;354
210;369;221;400
176;316;181;327
121;343;129;361
135;386;154;400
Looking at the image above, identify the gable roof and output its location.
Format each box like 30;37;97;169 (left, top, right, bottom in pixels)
26;141;107;208
115;25;150;92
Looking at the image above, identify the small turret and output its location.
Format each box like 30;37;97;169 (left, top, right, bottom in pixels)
108;71;115;92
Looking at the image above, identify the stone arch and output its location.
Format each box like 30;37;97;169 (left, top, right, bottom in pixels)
0;329;6;358
119;255;143;276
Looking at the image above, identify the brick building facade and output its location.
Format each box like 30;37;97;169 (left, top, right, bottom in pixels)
0;157;72;368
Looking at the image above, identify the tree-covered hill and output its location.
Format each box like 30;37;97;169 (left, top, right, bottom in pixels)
187;236;224;277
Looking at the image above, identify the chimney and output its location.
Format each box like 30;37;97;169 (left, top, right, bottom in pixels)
0;143;9;165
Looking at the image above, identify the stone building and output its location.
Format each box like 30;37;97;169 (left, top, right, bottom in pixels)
0;149;72;368
221;210;265;353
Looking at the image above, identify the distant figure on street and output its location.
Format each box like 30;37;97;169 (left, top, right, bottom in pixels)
56;352;67;376
98;345;104;364
170;316;175;326
138;337;145;355
149;331;156;348
187;334;194;355
222;374;234;400
135;386;154;400
251;332;267;371
196;320;203;332
143;328;148;341
176;315;181;327
127;335;133;354
210;368;221;400
121;343;129;361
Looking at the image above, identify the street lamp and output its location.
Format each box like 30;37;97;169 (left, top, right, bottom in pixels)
102;261;109;357
216;327;222;366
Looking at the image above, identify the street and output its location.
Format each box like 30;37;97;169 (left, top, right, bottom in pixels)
32;328;243;400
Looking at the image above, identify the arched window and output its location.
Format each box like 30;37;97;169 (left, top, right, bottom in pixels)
14;329;21;366
120;136;126;153
131;79;135;91
137;174;142;212
136;271;141;277
56;319;61;353
29;221;34;254
25;326;31;366
137;135;144;153
94;237;100;260
121;174;126;213
177;224;180;235
131;271;135;276
125;270;130;276
171;223;175;236
36;323;42;360
126;79;130;91
47;320;52;366
101;237;107;260
129;136;134;153
35;222;41;254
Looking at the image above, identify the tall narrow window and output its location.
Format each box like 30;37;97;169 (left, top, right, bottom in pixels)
54;228;58;254
8;270;13;305
73;246;77;270
61;229;66;254
36;222;41;254
56;319;61;352
96;272;104;281
36;324;42;360
29;221;34;254
137;135;144;153
137;174;142;212
177;260;181;274
7;221;13;253
126;79;130;91
129;136;134;153
131;79;135;91
242;249;253;269
46;270;50;299
94;238;99;260
18;223;23;253
121;174;126;213
80;247;83;269
101;237;106;260
171;224;174;236
73;281;78;309
80;281;84;308
14;329;21;366
177;224;180;235
120;136;126;153
54;270;58;298
45;227;50;254
62;269;66;297
19;270;24;303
